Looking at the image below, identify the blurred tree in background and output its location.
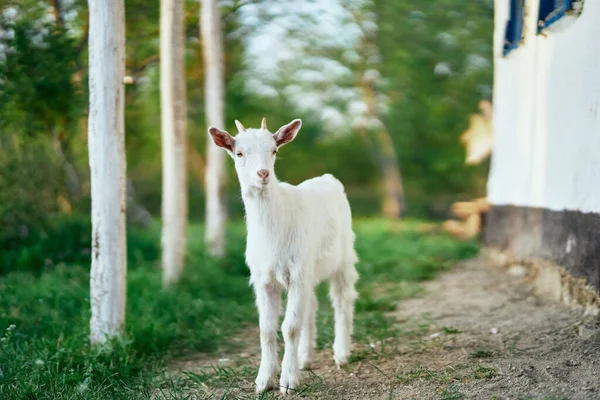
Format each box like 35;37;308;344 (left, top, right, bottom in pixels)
0;0;493;274
377;0;493;217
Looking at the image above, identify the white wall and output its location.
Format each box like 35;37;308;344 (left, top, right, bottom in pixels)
488;0;600;213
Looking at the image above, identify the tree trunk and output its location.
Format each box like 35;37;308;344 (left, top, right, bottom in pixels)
127;178;153;229
361;80;405;219
51;0;81;208
52;131;81;206
160;0;188;286
357;126;405;219
50;0;63;27
373;127;405;219
188;138;206;186
87;0;127;345
201;0;227;257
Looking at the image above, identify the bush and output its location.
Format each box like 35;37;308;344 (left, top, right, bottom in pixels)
0;215;160;275
0;135;65;248
0;137;63;224
0;133;160;275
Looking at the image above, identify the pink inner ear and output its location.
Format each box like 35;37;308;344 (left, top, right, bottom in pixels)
274;121;301;146
275;130;292;147
209;128;234;152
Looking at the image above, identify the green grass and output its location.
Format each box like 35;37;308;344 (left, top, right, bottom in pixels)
468;349;496;359
440;384;465;400
473;366;497;380
0;218;478;399
442;326;463;334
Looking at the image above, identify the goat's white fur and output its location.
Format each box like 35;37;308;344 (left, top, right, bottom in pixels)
208;118;359;394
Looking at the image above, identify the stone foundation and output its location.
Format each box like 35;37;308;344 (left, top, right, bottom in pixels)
482;205;600;314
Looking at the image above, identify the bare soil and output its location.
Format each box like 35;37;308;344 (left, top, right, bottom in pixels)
166;259;600;400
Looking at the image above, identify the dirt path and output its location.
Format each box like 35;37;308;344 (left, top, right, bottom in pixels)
166;259;600;400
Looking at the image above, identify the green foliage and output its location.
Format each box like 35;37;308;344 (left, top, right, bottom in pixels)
0;18;85;140
0;134;157;276
0;219;478;399
0;0;494;222
377;0;494;216
0;14;89;258
0;135;64;253
0;214;161;275
117;0;494;220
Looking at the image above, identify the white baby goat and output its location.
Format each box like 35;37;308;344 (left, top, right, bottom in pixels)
208;118;359;394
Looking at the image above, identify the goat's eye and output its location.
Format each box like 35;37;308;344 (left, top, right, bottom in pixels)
272;149;278;155
236;152;244;158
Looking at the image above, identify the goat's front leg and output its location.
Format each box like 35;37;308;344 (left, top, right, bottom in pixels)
280;282;308;394
298;290;317;370
254;282;282;393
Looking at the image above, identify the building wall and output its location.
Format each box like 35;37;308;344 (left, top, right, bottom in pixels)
486;0;600;292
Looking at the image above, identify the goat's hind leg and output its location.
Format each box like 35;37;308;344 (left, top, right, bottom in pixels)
329;266;358;367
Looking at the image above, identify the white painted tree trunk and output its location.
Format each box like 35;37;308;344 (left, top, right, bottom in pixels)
88;0;127;345
201;0;227;257
161;0;188;286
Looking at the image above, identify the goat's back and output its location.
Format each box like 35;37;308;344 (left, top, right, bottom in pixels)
296;173;350;217
294;174;356;276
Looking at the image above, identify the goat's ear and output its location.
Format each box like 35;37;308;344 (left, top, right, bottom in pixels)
273;119;302;147
208;127;234;152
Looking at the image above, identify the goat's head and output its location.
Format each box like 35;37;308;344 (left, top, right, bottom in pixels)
208;118;302;191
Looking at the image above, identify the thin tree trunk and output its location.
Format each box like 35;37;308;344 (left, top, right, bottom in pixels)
52;131;81;205
201;0;227;257
160;0;188;286
127;178;153;229
188;138;206;186
52;0;82;207
50;0;63;27
357;126;404;219
87;0;127;345
361;80;405;219
373;127;405;219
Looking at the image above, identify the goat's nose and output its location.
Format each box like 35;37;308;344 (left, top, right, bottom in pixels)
257;169;269;179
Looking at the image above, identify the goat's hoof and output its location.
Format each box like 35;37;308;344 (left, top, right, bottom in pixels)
255;374;278;393
299;360;312;371
255;383;276;394
333;354;349;368
279;386;297;395
279;375;299;395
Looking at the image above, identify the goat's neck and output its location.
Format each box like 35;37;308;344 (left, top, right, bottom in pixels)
242;178;285;231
